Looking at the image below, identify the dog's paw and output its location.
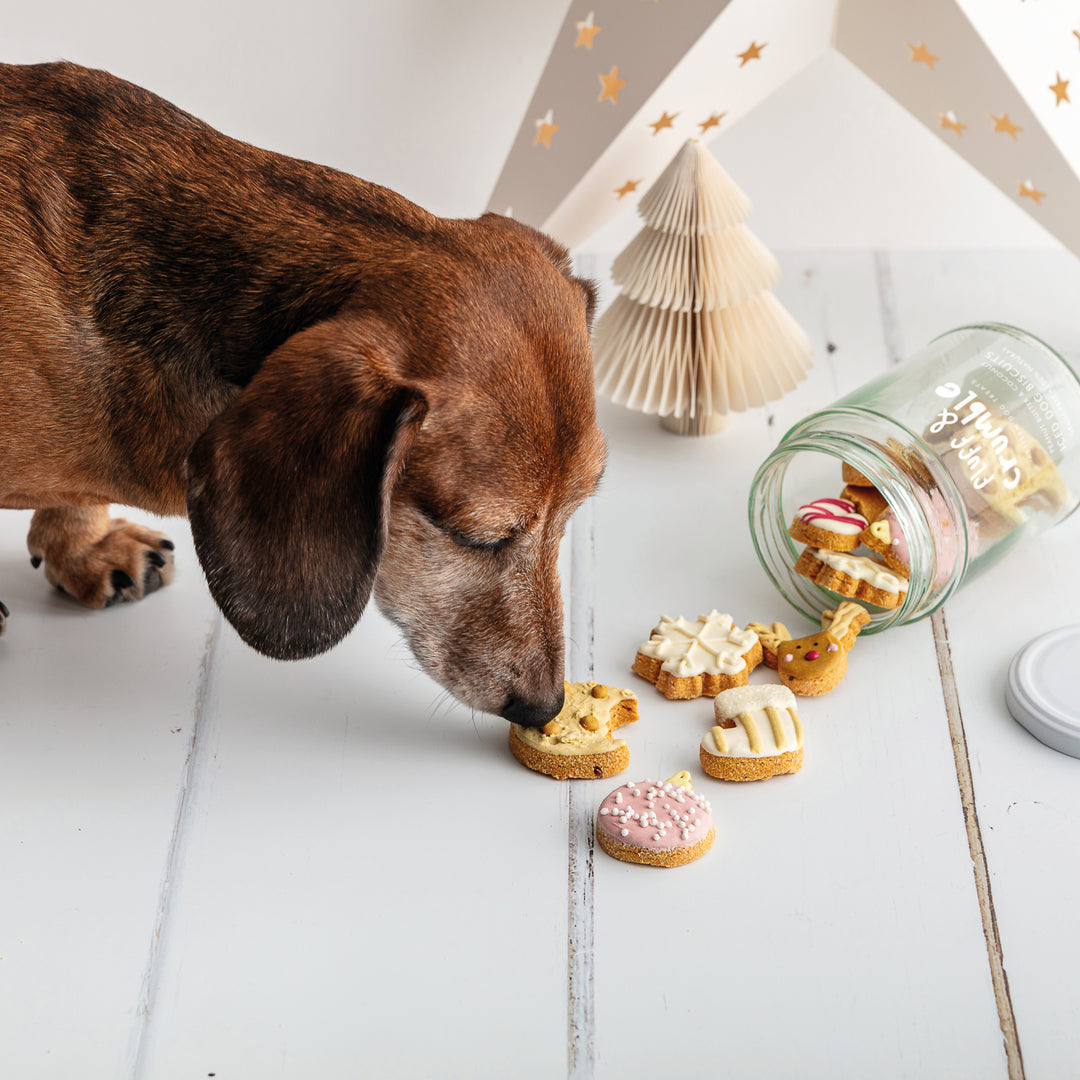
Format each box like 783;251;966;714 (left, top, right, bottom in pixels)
30;519;176;609
0;599;8;636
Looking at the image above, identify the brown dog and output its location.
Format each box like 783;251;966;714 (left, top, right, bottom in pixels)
0;61;605;727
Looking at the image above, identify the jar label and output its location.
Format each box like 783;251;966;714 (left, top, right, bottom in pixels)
923;343;1071;534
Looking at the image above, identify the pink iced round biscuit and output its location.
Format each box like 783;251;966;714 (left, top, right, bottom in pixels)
596;776;715;867
788;497;868;552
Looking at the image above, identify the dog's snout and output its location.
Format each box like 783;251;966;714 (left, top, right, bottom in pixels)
501;691;566;729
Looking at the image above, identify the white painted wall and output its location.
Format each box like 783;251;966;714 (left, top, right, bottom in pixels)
1;1;1060;251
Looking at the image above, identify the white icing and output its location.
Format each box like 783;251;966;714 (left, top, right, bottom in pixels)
701;702;803;758
796;498;866;535
713;684;797;720
812;548;903;593
638;610;758;677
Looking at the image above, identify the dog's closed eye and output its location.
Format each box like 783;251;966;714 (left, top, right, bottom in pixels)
449;530;515;553
417;501;519;553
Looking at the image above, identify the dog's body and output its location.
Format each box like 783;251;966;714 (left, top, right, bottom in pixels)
0;61;604;725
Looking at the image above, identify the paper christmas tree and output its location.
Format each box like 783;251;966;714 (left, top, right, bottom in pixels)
592;140;813;435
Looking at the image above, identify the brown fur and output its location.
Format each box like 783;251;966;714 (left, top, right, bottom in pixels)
0;61;605;725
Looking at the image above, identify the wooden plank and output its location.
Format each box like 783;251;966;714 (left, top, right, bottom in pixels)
131;604;572;1079
0;511;216;1078
890;251;1080;1079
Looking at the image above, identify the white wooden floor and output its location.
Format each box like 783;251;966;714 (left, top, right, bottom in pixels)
2;250;1079;1080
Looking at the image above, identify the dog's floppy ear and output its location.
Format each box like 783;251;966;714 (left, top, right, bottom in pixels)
186;315;426;660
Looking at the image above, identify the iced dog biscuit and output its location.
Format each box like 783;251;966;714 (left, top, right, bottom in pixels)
794;547;906;609
596;772;715;867
841;483;889;524
745;620;791;668
788;497;868;552
751;604;867;695
509;680;638;780
700;684;804;781
632;611;762;699
820;601;871;650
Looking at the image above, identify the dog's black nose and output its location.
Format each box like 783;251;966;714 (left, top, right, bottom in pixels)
502;692;566;729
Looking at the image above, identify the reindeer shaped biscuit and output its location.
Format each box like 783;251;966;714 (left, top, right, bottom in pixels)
747;601;870;696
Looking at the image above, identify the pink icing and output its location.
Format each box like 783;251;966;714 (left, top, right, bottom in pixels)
882;490;959;587
797;497;867;532
597;779;713;851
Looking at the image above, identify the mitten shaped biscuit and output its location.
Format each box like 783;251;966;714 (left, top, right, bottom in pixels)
700;684;804;781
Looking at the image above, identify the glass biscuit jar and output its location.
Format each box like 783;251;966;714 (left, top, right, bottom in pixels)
748;324;1080;631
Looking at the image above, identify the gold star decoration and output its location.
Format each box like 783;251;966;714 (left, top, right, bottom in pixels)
614;179;641;199
1074;30;1080;50
534;109;559;148
599;65;626;104
991;113;1022;138
1018;180;1046;205
575;12;601;50
737;41;766;66
698;112;726;133
908;42;939;69
939;111;966;135
1051;73;1070;105
648;111;678;135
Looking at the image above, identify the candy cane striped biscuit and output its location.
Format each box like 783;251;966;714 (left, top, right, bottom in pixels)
788;497;868;551
632;611;761;699
509;680;638;780
794;547;906;609
700;685;804;781
596;773;715;867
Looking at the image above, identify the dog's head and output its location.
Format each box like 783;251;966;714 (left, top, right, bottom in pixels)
187;214;604;726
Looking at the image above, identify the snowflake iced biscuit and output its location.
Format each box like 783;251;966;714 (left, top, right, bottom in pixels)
596;772;715;867
632;610;762;699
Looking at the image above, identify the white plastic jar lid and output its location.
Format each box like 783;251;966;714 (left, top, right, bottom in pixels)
1006;624;1080;759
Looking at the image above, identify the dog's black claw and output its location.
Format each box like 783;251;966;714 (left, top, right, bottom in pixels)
30;555;43;569
142;566;163;596
111;568;137;591
147;550;167;568
0;600;9;617
159;539;175;551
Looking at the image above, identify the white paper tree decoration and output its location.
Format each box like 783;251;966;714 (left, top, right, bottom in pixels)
592;140;813;436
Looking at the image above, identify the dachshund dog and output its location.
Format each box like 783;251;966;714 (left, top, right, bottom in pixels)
0;61;605;728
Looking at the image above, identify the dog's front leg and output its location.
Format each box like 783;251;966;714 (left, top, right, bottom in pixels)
27;506;176;608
